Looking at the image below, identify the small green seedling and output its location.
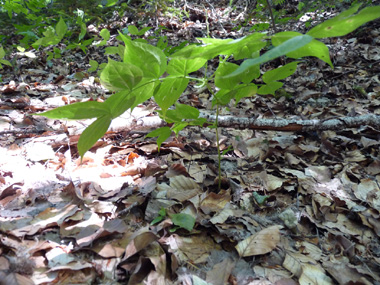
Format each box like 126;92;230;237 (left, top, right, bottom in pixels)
151;208;196;232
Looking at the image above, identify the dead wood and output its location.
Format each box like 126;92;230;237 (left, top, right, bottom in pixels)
199;113;380;132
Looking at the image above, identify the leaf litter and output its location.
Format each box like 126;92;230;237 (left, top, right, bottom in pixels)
0;0;380;284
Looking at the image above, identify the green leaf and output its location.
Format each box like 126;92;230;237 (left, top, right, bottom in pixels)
171;213;195;232
46;52;53;61
151;207;167;225
105;45;123;57
43;26;55;38
0;46;12;67
234;84;257;104
158;207;166;216
258;82;284;95
167;58;207;76
262;61;298;83
128;25;152;36
137;27;152;36
32;34;60;48
128;25;139;35
171;122;189;134
249;22;270;32
172;33;266;60
213;89;236;106
233;40;267;60
160;109;182;123
169;226;180;233
174;103;199;119
160;103;199;124
100;58;143;91
222;145;233;155
171;39;233;59
120;32;167;78
35;101;111;120
222;35;313;81
151;215;165;225
146;127;172;151
78;20;87;41
0;46;6;58
0;59;12;67
100;28;110;40
97;29;110;46
55;17;67;40
154;77;189;112
129;79;159;110
78;115;112;157
105;0;118;6
252;192;269;206
106;79;158;115
308;5;380;38
272;31;333;68
215;62;239;90
104;90;133;118
240;58;261;84
88;60;99;72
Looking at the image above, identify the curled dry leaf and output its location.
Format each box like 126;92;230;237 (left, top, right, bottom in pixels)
236;225;282;257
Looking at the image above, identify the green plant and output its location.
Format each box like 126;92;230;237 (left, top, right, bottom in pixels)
34;4;380;186
0;0;50;45
31;17;67;49
0;46;12;69
151;207;196;232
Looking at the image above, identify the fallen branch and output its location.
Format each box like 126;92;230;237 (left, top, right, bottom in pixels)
199;113;380;132
111;113;380;133
7;113;376;137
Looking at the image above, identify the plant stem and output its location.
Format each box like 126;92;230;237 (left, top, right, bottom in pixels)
265;0;277;32
215;104;222;191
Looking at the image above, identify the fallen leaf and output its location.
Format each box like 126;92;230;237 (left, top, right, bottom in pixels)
236;225;282;257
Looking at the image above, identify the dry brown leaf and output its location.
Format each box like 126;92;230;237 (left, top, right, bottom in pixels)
166;175;201;202
200;190;231;214
209;207;235;224
10;204;79;237
283;252;332;284
166;164;190;177
236;225;282;257
206;258;235;285
323;259;374;284
124;231;158;260
266;174;285;191
0;272;35;285
165;233;220;264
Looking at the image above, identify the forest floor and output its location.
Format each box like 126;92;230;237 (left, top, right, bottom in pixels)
1;0;380;284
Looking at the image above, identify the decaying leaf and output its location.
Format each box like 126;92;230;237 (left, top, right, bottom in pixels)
166;175;202;202
236;225;282;257
283;251;333;284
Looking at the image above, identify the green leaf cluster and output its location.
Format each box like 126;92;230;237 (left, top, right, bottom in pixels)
32;17;67;49
34;4;380;158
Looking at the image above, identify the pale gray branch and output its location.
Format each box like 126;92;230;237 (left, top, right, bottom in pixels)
199;113;380;131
